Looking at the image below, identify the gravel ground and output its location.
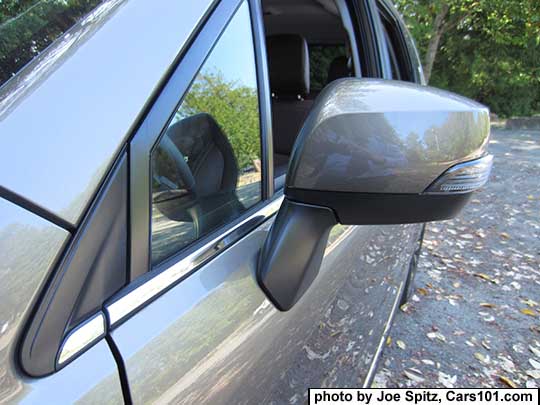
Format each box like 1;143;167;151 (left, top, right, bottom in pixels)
373;127;540;389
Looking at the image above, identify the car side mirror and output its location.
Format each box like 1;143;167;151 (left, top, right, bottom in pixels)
258;78;493;311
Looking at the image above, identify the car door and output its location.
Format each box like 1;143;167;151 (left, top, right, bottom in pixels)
106;0;422;403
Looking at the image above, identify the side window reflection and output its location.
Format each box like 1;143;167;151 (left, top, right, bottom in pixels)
151;2;262;266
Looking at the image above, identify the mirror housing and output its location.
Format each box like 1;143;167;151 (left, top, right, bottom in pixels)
259;78;493;310
286;78;492;224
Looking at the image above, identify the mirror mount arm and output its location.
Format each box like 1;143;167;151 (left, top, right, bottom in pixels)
257;199;337;311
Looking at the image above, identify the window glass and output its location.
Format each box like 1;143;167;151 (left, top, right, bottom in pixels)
309;44;348;91
382;26;402;80
151;2;262;266
0;0;102;87
379;8;412;82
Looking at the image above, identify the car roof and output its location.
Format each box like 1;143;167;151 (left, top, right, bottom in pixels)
0;0;215;226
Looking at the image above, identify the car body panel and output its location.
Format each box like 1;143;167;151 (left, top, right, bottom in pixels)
0;0;215;226
0;199;123;403
18;341;123;405
111;213;421;403
0;198;69;401
0;0;435;402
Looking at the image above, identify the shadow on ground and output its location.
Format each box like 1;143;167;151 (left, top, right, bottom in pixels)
374;128;540;388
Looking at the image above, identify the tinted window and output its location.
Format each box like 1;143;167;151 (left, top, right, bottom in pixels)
0;0;102;87
382;25;402;80
309;44;348;91
379;6;413;82
151;2;262;266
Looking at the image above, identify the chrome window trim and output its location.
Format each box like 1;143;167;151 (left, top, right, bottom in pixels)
57;312;106;367
106;195;284;327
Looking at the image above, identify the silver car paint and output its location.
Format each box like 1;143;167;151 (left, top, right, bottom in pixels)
19;341;123;405
288;78;490;194
111;214;421;403
0;198;120;403
0;0;430;403
0;0;215;226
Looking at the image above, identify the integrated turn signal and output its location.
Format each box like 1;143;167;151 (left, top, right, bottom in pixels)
426;155;493;194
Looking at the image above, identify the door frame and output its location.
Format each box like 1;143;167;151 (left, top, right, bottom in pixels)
106;0;280;329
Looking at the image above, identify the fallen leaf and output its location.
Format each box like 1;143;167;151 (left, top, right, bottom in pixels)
386;336;392;346
397;340;406;350
490;249;504;257
500;232;510;239
521;308;537;317
499;376;517;388
303;345;330;360
453;282;461;288
482;340;491;350
530;346;540;358
400;303;410;313
403;369;425;383
482;315;495;323
474;273;497;284
480;303;496;308
421;359;435;366
427;332;447;342
522;299;538;307
474;352;490;364
526;370;540;379
417;288;428;296
529;358;540;369
513;343;525;353
499;356;516;371
438;372;457;388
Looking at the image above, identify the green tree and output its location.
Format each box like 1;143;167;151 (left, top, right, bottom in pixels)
179;71;261;170
395;0;540;117
0;0;102;86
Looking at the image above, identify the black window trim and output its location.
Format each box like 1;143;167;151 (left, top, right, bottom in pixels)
128;0;275;285
376;0;417;83
349;0;385;78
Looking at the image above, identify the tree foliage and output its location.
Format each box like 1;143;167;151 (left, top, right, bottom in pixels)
0;0;102;86
178;71;261;170
395;0;540;117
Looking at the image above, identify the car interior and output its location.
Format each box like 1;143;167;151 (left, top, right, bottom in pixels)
150;0;362;265
261;0;360;189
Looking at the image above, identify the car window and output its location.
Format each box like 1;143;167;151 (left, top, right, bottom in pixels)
0;0;102;88
150;2;262;266
309;44;348;91
378;6;412;82
382;25;402;80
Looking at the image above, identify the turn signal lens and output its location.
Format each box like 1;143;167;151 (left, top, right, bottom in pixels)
426;155;493;194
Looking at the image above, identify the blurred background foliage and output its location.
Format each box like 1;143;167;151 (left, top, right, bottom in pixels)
2;0;537;118
395;0;540;117
0;0;102;85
